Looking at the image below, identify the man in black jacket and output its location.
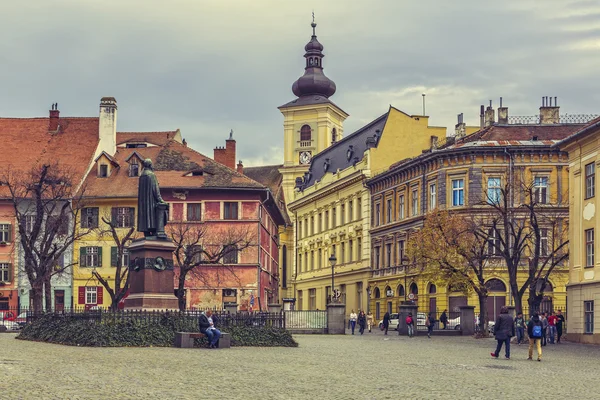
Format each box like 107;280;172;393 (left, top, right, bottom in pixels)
199;310;221;348
491;306;514;359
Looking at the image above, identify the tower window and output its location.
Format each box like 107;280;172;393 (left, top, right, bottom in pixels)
332;128;337;144
309;58;314;66
300;125;312;142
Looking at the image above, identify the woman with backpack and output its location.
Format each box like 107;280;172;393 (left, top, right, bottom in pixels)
527;312;544;361
406;313;415;338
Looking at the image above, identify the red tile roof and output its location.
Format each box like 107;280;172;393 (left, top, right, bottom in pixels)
458;124;584;144
554;116;600;148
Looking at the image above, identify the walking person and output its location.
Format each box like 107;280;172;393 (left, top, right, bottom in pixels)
440;310;448;330
547;311;558;344
358;310;366;335
426;312;435;338
367;311;374;333
540;312;548;346
349;310;357;335
527;312;544;361
556;310;566;343
406;313;415;338
382;311;390;335
514;312;525;345
491;306;514;359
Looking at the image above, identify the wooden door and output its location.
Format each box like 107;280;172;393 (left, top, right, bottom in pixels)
486;295;506;322
54;290;65;312
429;297;437;314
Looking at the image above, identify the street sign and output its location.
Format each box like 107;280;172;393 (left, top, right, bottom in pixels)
408;293;415;300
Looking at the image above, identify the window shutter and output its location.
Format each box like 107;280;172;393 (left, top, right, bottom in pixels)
97;247;103;267
79;247;87;267
92;208;99;228
7;263;12;283
129;208;135;228
111;247;118;267
78;287;85;305
111;208;117;225
7;225;11;242
97;286;103;305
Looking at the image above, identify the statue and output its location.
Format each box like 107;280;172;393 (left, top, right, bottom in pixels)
137;159;169;239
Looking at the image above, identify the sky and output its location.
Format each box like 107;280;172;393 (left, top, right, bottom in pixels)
2;0;600;167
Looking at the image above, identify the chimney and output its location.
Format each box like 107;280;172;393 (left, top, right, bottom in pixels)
237;160;244;174
98;97;117;156
455;113;466;138
497;97;508;124
49;103;60;132
485;100;495;127
479;105;485;129
213;130;236;170
539;96;560;124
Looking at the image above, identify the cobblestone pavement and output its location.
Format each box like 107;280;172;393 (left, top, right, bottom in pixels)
1;331;599;400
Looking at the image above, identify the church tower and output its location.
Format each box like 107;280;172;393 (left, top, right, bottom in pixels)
278;18;349;206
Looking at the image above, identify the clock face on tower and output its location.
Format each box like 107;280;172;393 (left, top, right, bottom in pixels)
299;151;312;165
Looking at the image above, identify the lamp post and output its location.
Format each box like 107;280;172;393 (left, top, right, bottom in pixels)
402;256;409;303
329;254;337;303
366;286;372;313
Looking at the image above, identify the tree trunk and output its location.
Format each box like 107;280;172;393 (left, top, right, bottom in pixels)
478;293;488;334
31;282;44;314
177;272;187;311
512;284;523;315
528;288;542;315
44;277;52;312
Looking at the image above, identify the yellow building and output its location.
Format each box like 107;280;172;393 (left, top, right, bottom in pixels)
556;116;600;343
366;101;587;322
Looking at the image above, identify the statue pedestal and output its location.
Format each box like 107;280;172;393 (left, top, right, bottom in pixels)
124;239;178;310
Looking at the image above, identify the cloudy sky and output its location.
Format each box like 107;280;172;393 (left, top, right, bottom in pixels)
2;0;600;166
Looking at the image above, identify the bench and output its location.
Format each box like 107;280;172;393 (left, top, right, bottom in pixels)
174;331;231;349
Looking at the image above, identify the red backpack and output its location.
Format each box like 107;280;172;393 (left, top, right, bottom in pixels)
406;316;413;325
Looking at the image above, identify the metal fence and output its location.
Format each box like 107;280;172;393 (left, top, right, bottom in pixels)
284;310;327;333
415;311;461;331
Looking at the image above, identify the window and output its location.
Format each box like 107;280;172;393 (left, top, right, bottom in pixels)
375;203;381;226
331;207;336;228
223;245;238;264
398;195;405;219
81;208;99;229
47;215;68;236
586;229;594;268
332;245;336;261
452;179;464;207
0;224;11;243
386;198;393;223
86;287;98;305
318;249;323;269
349;240;353;262
429;183;436;210
129;160;139;177
111;247;130;268
357;198;362;220
540;228;549;257
585;301;594;334
488;229;500;256
586;163;595;199
80;246;102;268
300;125;312;141
340;242;345;264
398;240;405;264
187;203;201;221
304;218;308;237
534;177;549;204
309;288;316;310
112;207;134;228
299;221;303;239
487;177;502;204
386;243;392;267
24;215;36;233
189;245;203;264
0;263;10;282
318;213;322;232
349;200;354;222
341;204;345;225
411;189;419;216
310;251;315;270
224;202;238;220
297;290;303;310
357;237;362;260
331;128;337;144
310;216;315;235
374;247;381;269
298;253;302;273
324;211;329;230
99;164;108;178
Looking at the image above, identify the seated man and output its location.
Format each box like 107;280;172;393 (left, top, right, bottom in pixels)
199;310;221;348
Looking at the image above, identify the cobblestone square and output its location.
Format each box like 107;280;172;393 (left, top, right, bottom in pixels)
1;331;599;399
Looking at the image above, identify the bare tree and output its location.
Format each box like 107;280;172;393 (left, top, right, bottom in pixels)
168;222;256;311
0;164;90;313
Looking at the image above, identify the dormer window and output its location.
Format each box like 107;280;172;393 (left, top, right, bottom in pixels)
129;159;139;177
99;164;108;178
126;143;148;148
346;145;354;161
191;171;203;176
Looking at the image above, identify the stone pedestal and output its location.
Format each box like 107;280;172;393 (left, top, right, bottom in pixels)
124;238;178;310
460;306;475;336
327;303;346;334
268;304;282;313
224;303;238;314
398;304;418;335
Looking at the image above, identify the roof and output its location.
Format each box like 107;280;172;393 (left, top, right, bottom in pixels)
553;116;600;148
278;95;348;116
83;133;265;198
0;117;100;197
244;164;291;224
117;130;181;147
298;112;388;190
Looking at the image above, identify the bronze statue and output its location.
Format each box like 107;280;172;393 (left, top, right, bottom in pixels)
137;159;169;239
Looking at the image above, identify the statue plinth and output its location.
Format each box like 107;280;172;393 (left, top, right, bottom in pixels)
124;238;178;310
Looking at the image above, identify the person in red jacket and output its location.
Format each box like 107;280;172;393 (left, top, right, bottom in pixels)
547;311;558;344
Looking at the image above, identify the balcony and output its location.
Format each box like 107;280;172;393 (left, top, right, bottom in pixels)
297;140;314;149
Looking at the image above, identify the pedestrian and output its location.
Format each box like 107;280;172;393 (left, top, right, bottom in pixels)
540;312;548;346
198;310;221;349
406;312;415;338
426;312;435;338
358;310;366;335
547;311;558;344
514;312;525;345
382;311;390;335
556;310;565;343
527;312;544;361
367;311;374;333
490;306;514;360
440;309;448;330
349;310;357;335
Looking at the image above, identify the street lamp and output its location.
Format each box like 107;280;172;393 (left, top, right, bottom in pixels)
329;254;337;303
366;286;372;313
402;256;409;303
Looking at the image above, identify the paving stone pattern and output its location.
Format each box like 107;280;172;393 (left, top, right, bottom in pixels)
0;331;599;399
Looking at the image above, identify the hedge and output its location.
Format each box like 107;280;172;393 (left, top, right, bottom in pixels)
17;313;298;348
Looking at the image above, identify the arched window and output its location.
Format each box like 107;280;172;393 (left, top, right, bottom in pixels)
300;125;312;141
374;287;381;299
397;284;405;297
410;282;418;295
309;58;314;66
485;278;507;292
331;128;337;143
428;284;437;294
385;286;392;297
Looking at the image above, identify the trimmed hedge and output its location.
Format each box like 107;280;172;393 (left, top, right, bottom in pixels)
17;313;298;348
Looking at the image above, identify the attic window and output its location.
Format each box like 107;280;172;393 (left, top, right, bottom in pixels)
191;171;203;176
99;164;108;178
532;136;538;141
126;143;147;148
129;159;139;177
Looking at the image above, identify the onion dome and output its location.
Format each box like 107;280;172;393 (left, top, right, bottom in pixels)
291;21;336;98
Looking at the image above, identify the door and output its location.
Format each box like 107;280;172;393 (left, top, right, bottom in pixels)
429;297;437;314
54;290;65;312
375;302;381;320
486;295;506;322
